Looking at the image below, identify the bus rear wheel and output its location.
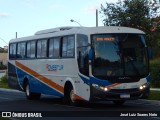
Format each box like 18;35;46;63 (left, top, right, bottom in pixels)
25;81;41;100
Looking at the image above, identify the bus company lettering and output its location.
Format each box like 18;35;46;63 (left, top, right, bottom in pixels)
46;64;63;71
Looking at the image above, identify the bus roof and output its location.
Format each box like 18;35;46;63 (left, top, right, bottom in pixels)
9;26;145;43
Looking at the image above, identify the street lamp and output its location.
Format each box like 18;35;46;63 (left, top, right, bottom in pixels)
70;19;82;26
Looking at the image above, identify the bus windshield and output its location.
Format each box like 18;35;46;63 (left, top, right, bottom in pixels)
91;34;149;79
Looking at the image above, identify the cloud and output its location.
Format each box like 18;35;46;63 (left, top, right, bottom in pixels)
0;12;10;18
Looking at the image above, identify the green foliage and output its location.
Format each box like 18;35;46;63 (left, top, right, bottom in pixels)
0;74;8;88
150;58;160;88
101;0;159;27
0;47;7;53
0;65;7;70
148;90;160;100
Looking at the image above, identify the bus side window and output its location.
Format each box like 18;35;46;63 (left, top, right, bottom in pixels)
17;42;26;59
27;41;36;58
77;34;89;76
62;35;75;58
37;39;47;58
9;43;17;59
49;37;60;58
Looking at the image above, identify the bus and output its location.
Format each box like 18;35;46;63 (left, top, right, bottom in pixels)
8;26;150;105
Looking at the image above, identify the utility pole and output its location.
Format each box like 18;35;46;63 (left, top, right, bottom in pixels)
96;9;98;27
16;32;17;38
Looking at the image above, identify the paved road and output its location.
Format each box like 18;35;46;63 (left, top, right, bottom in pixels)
0;88;160;120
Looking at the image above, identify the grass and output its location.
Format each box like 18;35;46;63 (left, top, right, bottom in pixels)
148;90;160;100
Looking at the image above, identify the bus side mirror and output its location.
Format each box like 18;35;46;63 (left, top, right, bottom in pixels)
88;48;94;60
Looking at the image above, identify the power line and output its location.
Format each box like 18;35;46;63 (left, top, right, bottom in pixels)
0;37;8;45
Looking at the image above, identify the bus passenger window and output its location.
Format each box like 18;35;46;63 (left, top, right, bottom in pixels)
17;42;26;59
27;41;36;58
49;38;60;58
37;40;47;58
62;36;75;57
9;43;17;59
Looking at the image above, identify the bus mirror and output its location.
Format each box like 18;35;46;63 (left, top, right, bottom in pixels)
88;48;94;60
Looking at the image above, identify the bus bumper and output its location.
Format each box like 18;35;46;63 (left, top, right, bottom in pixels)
90;83;150;101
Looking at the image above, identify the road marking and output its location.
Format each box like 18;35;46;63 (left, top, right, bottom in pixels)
0;97;10;100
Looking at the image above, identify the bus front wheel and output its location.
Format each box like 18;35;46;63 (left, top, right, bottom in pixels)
64;84;77;105
25;81;41;100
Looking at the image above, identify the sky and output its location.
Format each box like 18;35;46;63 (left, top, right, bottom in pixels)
0;0;119;47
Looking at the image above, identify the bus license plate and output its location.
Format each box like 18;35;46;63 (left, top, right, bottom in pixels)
120;94;130;98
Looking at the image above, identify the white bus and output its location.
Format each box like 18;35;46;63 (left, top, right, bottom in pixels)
8;26;150;105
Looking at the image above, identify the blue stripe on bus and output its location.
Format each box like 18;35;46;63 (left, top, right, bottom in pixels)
90;76;114;86
16;67;64;97
79;74;113;86
79;74;150;86
146;74;150;82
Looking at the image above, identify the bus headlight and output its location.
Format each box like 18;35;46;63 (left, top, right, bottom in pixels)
104;87;108;91
92;84;109;92
139;83;148;90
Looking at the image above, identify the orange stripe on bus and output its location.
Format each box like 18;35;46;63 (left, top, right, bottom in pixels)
74;94;84;101
106;83;122;89
15;61;64;93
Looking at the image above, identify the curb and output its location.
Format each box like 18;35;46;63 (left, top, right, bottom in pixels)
150;88;160;91
0;88;22;93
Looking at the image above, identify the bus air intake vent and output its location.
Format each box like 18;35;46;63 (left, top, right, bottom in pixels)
35;27;75;35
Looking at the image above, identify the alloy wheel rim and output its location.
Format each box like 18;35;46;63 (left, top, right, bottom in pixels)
26;85;30;96
70;90;75;103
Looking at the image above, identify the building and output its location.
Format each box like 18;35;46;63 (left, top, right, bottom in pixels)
0;53;7;65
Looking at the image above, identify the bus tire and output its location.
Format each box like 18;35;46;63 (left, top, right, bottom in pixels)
25;81;41;100
64;84;77;105
113;100;125;106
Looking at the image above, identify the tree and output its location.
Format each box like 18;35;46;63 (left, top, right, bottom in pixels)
101;0;159;34
0;47;7;53
100;0;160;56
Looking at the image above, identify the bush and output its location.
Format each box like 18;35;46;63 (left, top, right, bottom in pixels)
1;74;7;83
0;64;7;70
150;58;160;88
0;74;8;88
